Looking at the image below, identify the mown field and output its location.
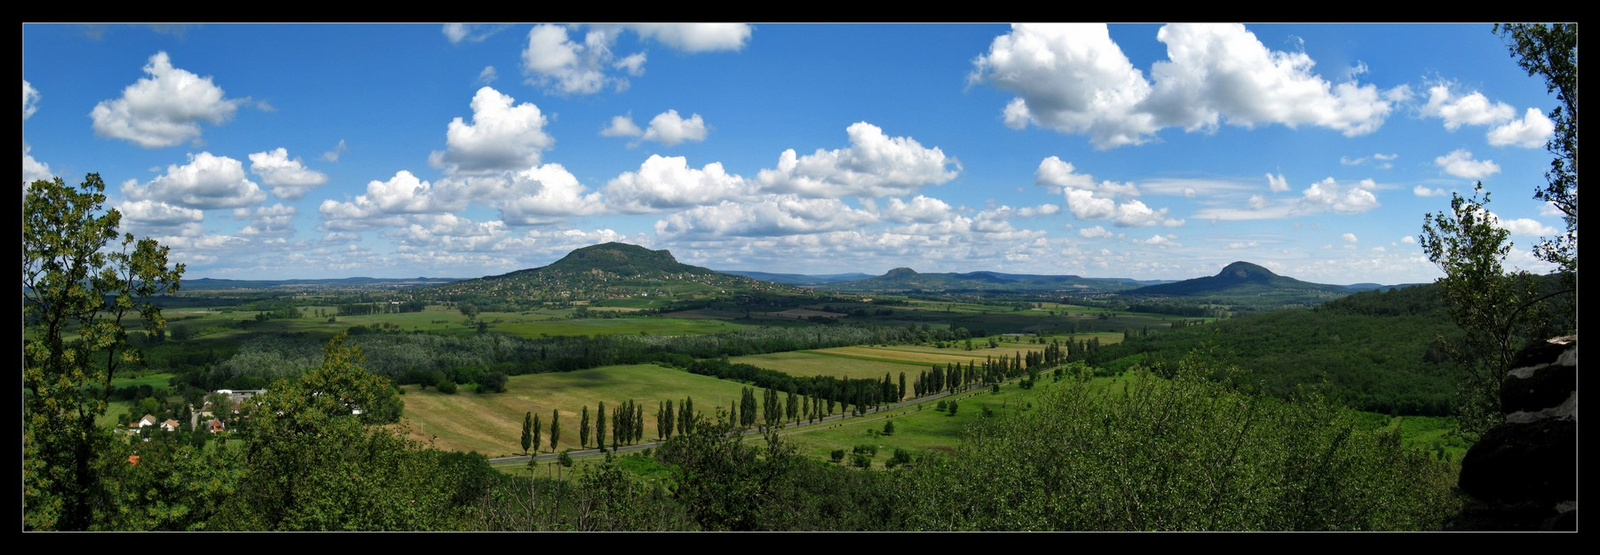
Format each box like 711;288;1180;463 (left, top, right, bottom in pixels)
399;363;756;458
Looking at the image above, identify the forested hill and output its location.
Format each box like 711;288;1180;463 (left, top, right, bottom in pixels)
1124;261;1351;297
1077;281;1466;416
420;242;805;309
818;266;1159;294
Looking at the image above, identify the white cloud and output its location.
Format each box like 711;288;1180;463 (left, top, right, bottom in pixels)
973;24;1395;149
1017;204;1060;217
444;164;604;225
1413;185;1449;197
1422;83;1515;130
119;199;204;227
627;23;752;52
1401;235;1416;244
322;139;348;163
233;203;297;236
1062;188;1182;227
615;53;647;76
428;87;553;174
90;52;243;148
1247;194;1268;209
319;170;457;230
1225;240;1258;249
23;144;52;185
603;155;752;213
601;113;645;138
1036;156;1098;190
877;195;955;223
1488;212;1557;236
248;148;329;200
443;23;505;44
1266;172;1289;192
971;24;1157;149
641;109;709;146
1342;232;1358;243
478;66;498;85
756;122;958;198
1078;225;1111;238
1300;177;1378;214
23;80;39;119
1134;233;1178;246
123;152;267;209
1143;24;1394;137
521;24;618;95
1486;107;1554;148
655;195;878;238
1434;149;1500;179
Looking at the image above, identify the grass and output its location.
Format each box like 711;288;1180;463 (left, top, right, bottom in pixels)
399;363;757;458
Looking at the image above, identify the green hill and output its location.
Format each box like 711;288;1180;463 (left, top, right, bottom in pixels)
423;242;805;310
1120;261;1353;305
820;267;1156;294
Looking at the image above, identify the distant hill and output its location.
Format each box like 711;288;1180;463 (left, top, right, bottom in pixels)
424;242;804;308
818;267;1162;294
180;276;463;291
1121;261;1353;302
718;270;875;286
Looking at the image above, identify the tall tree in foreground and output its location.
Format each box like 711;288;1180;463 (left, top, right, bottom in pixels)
1494;23;1577;280
532;414;542;456
550;409;561;453
581;405;591;448
521;411;534;455
1422;185;1562;435
23;174;184;530
596;402;607;452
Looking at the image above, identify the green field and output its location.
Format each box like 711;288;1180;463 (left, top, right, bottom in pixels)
400;363;757;458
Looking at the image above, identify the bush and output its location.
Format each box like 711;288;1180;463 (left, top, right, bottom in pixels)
882;420;895;435
886;449;913;468
435;376;457;394
476;371;507;394
830;449;846;463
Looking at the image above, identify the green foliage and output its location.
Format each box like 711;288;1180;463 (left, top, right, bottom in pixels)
882;420;895;435
900;362;1460;530
1421;184;1563;435
521;412;533;455
436;375;458;394
23;174;183;530
218;332;467;530
476;371;508;394
830;449;846;463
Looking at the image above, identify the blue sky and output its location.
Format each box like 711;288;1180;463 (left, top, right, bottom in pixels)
22;23;1566;284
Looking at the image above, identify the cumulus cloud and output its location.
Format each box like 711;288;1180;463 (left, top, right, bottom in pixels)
972;24;1395;149
641;110;709;146
1225;240;1258;249
248;148;329;200
478;66;498;85
1422;83;1514;130
1488;212;1558;236
123;152;267;209
971;24;1157;148
118;199;204;227
1434;149;1500;179
90;52;243;148
1134;233;1178;246
522;24;619;95
1017;204;1060;217
1486;107;1554;148
1342;232;1358;243
604;155;752;213
1267;172;1289;192
319;170;458;230
876;195;955;224
756;122;958;198
490;164;605;225
600;113;645;138
23;80;39;119
1413;185;1449;197
1078;225;1112;238
655;195;878;239
627;23;752;52
233;203;297;236
1037;157;1177;227
1401;236;1416;244
429;87;553;174
1300;177;1378;214
23;144;52;185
